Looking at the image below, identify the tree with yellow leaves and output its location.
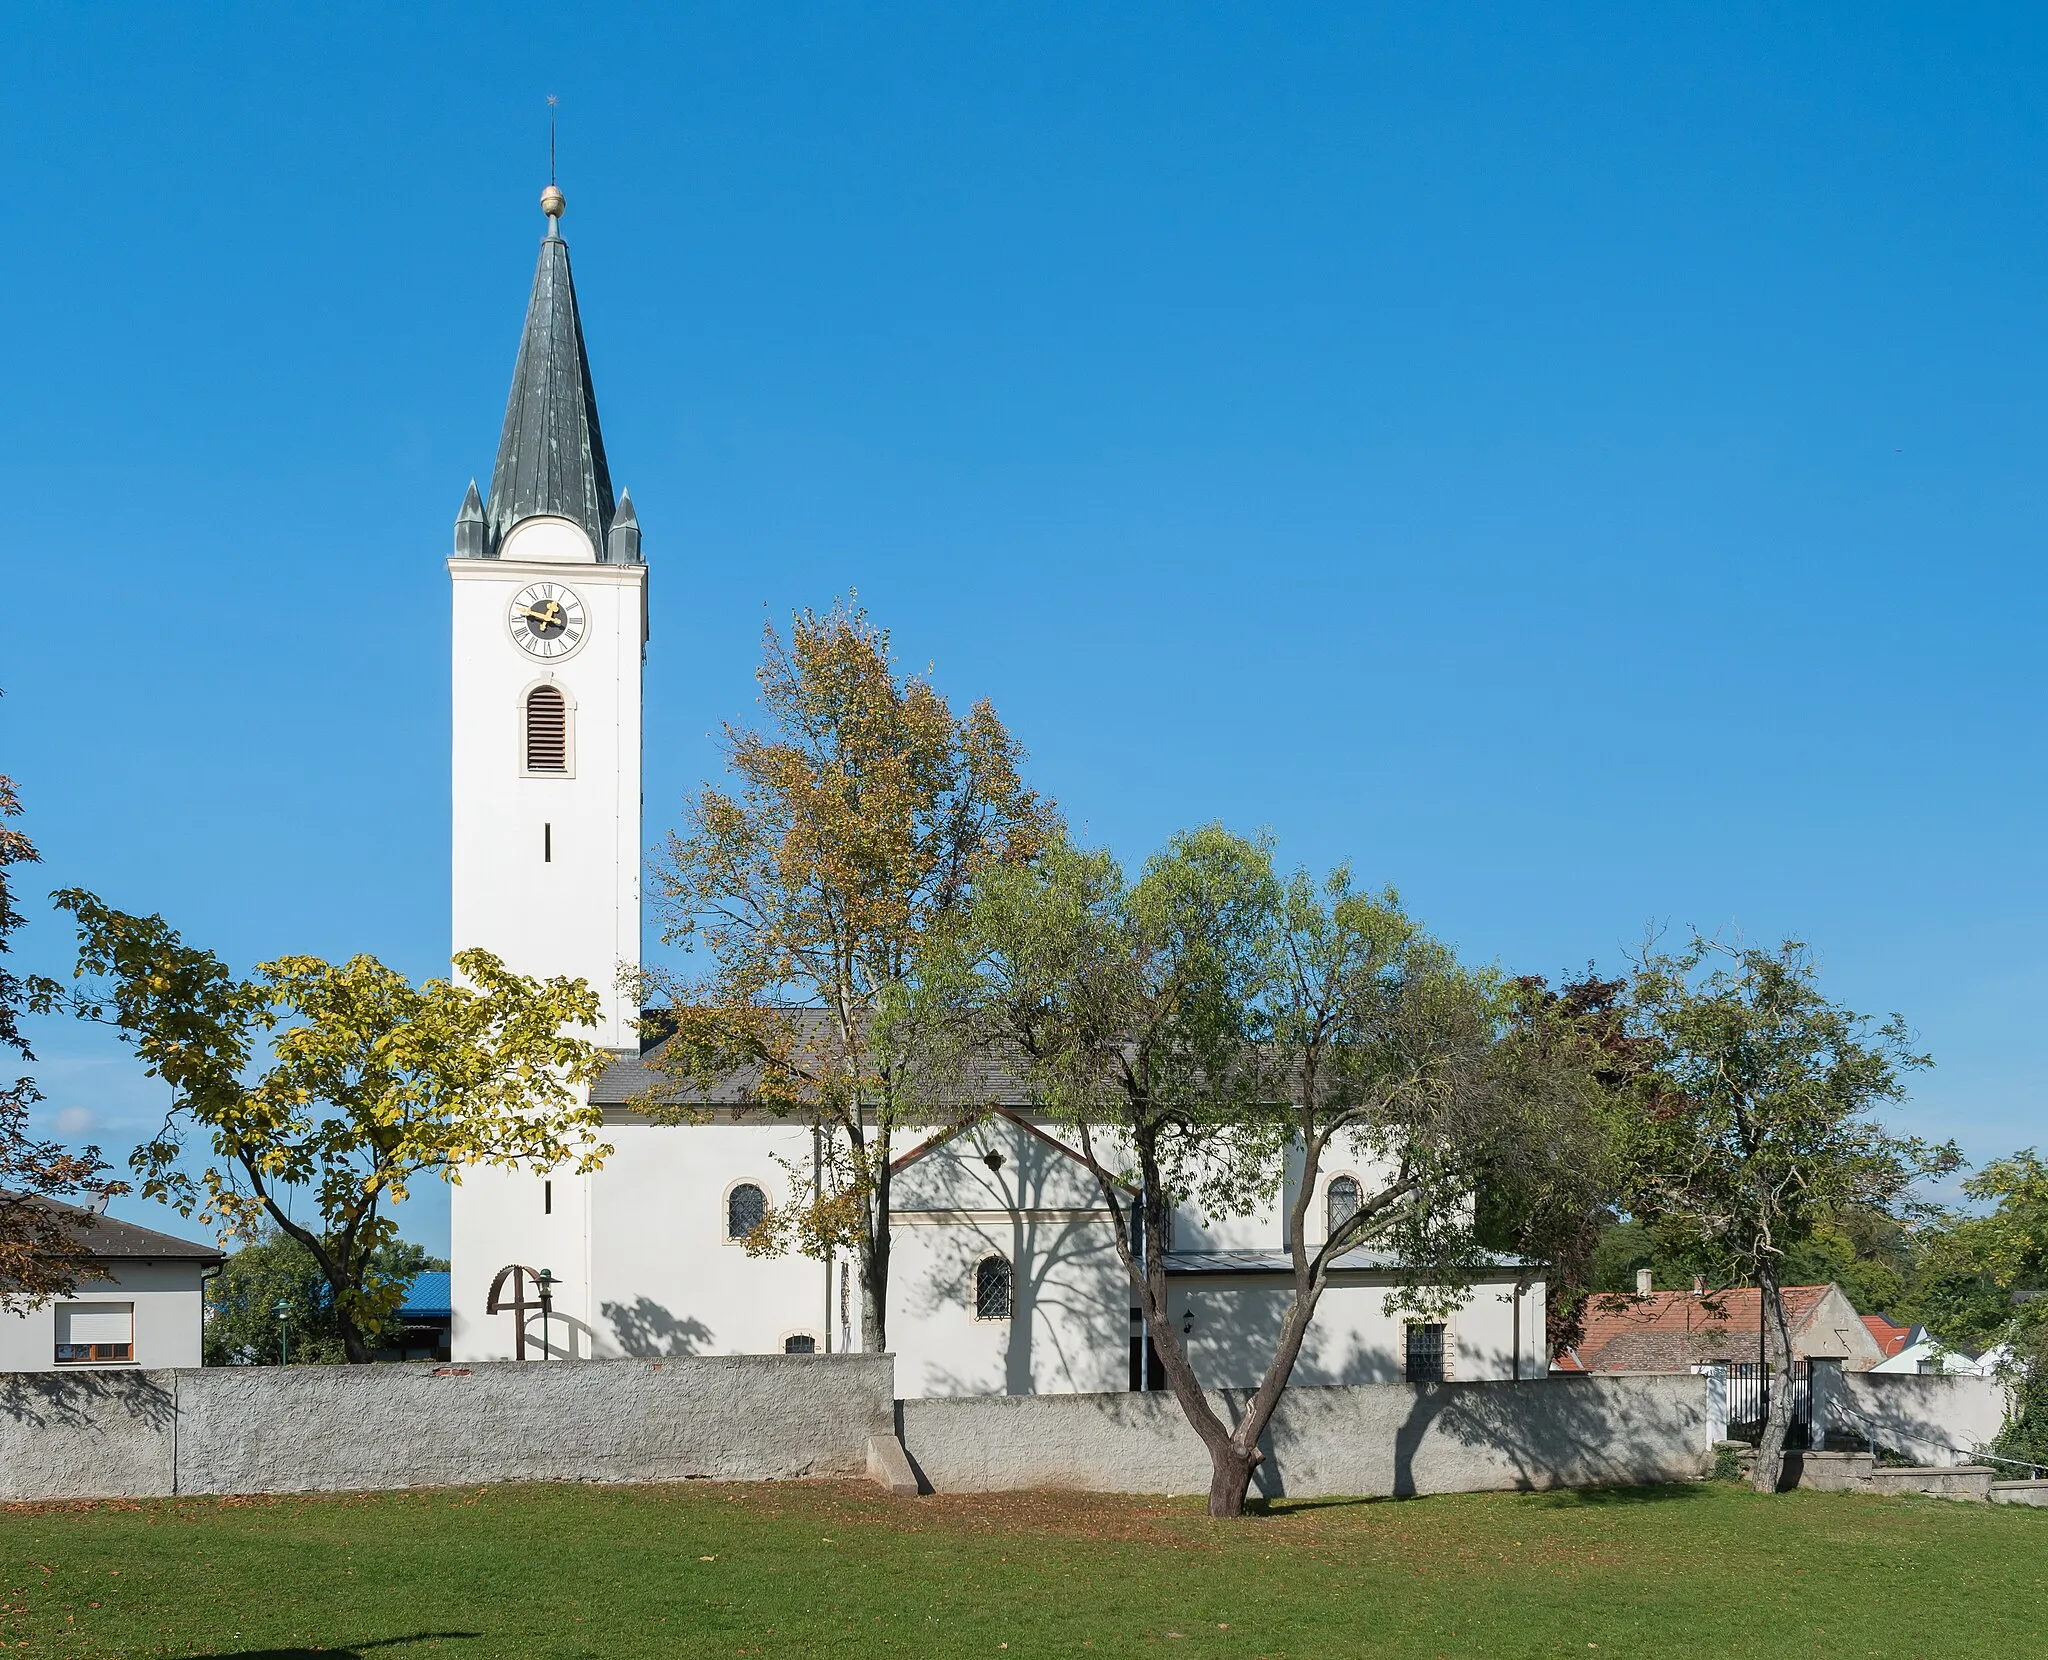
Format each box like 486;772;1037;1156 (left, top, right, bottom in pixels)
644;601;1056;1351
36;891;611;1361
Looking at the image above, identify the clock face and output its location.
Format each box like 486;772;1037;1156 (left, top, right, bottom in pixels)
508;582;588;659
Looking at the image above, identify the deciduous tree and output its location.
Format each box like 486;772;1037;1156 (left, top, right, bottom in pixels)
35;892;610;1360
644;601;1055;1350
0;728;117;1307
1620;935;1956;1493
203;1228;446;1366
941;828;1614;1517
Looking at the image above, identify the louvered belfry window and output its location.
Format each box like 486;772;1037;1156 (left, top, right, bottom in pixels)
526;685;568;772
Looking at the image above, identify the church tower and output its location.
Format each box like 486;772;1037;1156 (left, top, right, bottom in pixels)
448;185;644;1358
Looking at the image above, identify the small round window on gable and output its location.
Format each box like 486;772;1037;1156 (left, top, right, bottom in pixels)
526;685;568;772
726;1182;767;1241
975;1255;1014;1321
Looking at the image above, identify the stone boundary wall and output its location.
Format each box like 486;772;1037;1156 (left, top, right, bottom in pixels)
898;1374;1715;1498
1827;1371;2011;1468
0;1354;895;1503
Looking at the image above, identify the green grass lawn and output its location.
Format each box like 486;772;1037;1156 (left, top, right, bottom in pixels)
2;1478;2042;1658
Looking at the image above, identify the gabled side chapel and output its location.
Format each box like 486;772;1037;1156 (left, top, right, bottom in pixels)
446;188;1545;1394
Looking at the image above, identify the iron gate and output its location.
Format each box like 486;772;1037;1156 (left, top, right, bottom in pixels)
1726;1359;1813;1447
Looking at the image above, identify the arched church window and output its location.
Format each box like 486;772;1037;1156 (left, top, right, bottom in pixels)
525;685;568;772
726;1182;767;1241
783;1333;817;1355
1327;1175;1362;1237
974;1255;1014;1321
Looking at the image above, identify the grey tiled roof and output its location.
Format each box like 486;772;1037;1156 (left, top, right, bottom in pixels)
12;1194;225;1262
593;1008;1036;1109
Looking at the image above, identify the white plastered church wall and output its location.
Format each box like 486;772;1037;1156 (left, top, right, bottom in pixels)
447;533;644;1363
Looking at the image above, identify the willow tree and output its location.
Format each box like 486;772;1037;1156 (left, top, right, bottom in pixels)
1622;936;1956;1493
36;892;611;1360
645;601;1056;1351
942;827;1605;1517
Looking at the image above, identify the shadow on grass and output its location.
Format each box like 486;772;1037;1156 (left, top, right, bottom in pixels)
209;1633;479;1657
1245;1481;1708;1521
1530;1482;1706;1507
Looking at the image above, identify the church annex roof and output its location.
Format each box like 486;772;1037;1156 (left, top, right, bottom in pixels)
479;192;623;562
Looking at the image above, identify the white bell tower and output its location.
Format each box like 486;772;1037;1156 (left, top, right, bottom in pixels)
448;183;645;1359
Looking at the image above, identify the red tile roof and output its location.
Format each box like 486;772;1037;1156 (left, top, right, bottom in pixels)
1566;1284;1836;1372
1862;1313;1911;1359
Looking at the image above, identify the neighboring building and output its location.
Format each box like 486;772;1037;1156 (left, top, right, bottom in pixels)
1870;1326;2002;1376
444;185;1547;1394
1862;1312;1912;1361
1555;1281;1887;1373
0;1197;223;1372
373;1272;452;1363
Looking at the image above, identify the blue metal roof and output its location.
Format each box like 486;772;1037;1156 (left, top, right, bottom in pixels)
399;1271;451;1321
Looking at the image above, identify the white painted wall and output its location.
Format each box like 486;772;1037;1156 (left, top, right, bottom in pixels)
0;1261;208;1372
448;521;645;1362
1171;1272;1542;1388
448;540;644;1050
449;1110;1549;1398
891;1116;1129;1398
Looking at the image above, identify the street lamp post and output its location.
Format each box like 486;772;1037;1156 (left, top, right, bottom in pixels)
275;1299;291;1367
536;1268;556;1360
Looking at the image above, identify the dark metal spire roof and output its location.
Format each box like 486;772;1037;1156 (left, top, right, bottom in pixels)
483;197;618;560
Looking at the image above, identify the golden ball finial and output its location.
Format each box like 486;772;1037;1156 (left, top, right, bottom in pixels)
540;184;566;219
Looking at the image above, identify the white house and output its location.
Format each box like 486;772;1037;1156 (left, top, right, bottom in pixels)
0;1197;223;1372
445;184;1546;1395
1871;1328;2007;1377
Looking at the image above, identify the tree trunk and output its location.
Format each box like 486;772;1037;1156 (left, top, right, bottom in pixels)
860;1153;891;1352
1751;1267;1797;1493
1206;1441;1260;1518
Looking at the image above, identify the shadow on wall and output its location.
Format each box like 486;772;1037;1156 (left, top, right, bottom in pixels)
0;1370;175;1431
906;1136;1123;1397
601;1298;713;1358
1387;1376;1707;1497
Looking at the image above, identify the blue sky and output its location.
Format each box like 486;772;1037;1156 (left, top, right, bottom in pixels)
6;4;2044;1254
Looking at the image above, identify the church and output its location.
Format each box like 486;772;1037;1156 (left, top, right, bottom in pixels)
444;187;1545;1395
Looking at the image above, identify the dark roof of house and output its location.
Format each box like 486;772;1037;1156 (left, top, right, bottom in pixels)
593;1009;1035;1109
13;1194;226;1262
479;210;622;562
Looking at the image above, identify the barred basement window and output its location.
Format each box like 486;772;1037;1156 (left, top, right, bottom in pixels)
974;1255;1014;1321
1326;1174;1361;1236
726;1182;767;1241
525;685;568;772
1405;1322;1446;1383
784;1333;818;1355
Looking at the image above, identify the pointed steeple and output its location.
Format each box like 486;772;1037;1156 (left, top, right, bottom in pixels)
606;487;642;565
452;478;487;558
485;185;617;560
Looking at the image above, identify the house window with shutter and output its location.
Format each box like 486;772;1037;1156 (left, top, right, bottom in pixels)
55;1302;135;1364
525;685;569;773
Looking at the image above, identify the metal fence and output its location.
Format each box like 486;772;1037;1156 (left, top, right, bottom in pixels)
1725;1360;1812;1447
